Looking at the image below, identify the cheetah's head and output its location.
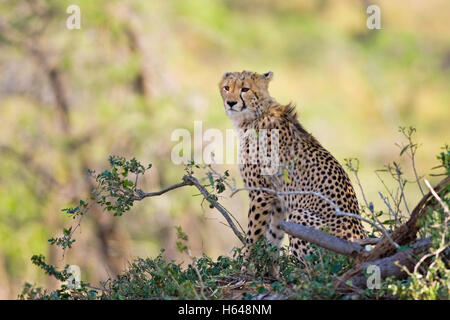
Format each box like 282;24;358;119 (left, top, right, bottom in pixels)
219;70;273;126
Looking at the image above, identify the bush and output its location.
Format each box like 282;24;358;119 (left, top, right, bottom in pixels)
21;130;449;300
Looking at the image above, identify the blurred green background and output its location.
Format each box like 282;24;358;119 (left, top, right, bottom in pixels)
0;0;449;298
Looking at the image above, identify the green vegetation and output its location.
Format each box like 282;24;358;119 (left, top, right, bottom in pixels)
21;234;355;300
19;135;449;300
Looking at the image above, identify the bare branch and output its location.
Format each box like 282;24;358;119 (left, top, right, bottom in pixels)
203;164;245;234
359;176;450;263
184;175;245;245
414;244;448;274
346;159;371;212
133;175;246;245
134;180;194;200
336;237;432;291
378;192;400;226
375;170;402;221
424;179;449;214
393;162;411;217
411;155;425;197
353;238;380;246
278;221;364;257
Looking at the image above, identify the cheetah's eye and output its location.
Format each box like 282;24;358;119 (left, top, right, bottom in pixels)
223;86;229;91
241;87;250;92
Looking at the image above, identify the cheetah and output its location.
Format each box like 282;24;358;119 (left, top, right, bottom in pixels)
219;70;367;263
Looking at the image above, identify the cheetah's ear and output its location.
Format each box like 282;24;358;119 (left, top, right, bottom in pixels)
223;72;232;79
263;71;273;81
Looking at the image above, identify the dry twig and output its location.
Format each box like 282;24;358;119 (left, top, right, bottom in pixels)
134;175;246;245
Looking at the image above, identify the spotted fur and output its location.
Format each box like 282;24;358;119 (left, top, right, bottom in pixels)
219;71;367;263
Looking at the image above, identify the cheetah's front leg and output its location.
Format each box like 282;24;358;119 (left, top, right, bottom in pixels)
242;191;286;275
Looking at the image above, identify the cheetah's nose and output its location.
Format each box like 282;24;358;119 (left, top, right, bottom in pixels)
227;101;237;108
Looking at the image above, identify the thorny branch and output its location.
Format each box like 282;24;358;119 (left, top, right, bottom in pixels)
134;174;246;245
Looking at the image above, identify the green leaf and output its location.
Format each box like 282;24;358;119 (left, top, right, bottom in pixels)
382;219;396;225
283;168;291;183
399;145;409;156
122;180;134;188
397;244;411;252
208;173;214;187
